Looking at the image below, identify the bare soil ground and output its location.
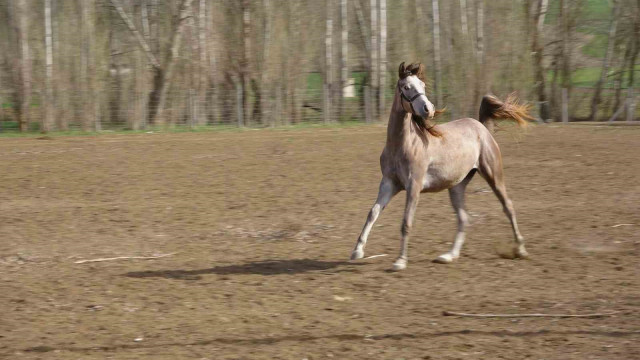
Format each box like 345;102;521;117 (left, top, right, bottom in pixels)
1;124;639;359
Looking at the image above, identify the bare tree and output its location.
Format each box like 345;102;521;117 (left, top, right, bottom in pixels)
44;0;54;133
108;0;196;126
379;0;387;118
475;0;484;69
324;0;334;124
460;0;469;38
196;0;207;125
80;0;98;131
353;0;371;54
432;0;443;108
590;1;620;121
560;0;571;109
12;0;31;132
626;0;640;121
339;0;348;122
240;0;251;126
353;0;372;123
259;0;273;125
150;0;159;54
141;0;151;42
206;0;219;124
370;0;379;121
530;0;549;120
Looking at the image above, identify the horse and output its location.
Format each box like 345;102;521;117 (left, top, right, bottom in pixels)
350;62;533;271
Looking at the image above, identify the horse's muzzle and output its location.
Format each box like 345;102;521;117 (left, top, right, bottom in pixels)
423;104;431;118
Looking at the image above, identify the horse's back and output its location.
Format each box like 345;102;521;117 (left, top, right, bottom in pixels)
439;117;490;135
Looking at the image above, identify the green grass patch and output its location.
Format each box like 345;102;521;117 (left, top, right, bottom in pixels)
545;0;613;59
548;64;640;88
582;34;608;58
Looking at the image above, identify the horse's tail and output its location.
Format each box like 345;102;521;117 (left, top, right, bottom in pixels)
478;93;533;131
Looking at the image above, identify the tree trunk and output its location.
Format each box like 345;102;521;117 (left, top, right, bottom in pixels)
207;0;219;124
137;0;150;128
151;0;159;54
259;0;272;126
353;0;371;54
612;44;631;113
110;0;160;69
353;0;371;122
550;44;560;119
339;0;348;122
148;0;194;126
141;0;151;42
467;0;476;61
399;0;408;58
470;0;485;115
81;0;97;131
241;0;251;126
44;0;53;133
432;0;443;108
560;0;572;121
378;0;387;118
624;0;640;122
589;1;620;121
370;0;378;120
531;0;549;121
324;0;333;124
196;0;207;125
14;0;31;132
458;0;471;116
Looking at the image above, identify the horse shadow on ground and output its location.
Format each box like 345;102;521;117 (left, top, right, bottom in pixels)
124;259;365;280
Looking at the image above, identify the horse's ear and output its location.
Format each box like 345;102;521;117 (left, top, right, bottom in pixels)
398;62;406;79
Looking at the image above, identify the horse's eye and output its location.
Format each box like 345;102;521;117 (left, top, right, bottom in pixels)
404;85;410;90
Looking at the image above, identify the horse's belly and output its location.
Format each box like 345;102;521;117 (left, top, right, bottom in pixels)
421;161;476;193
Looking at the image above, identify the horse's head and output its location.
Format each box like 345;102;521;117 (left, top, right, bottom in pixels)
397;62;435;120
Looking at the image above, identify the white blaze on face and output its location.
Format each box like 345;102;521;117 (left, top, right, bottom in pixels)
404;76;435;119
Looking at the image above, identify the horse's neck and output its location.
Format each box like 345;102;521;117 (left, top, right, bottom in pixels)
386;93;422;148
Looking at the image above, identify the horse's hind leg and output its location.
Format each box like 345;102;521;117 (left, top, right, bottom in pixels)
351;177;399;260
479;155;528;259
434;170;476;264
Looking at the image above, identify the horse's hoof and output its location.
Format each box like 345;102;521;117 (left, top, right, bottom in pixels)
391;259;407;271
433;253;456;264
350;249;364;260
515;247;529;259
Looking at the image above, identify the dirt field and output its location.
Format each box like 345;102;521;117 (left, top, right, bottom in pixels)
1;124;639;359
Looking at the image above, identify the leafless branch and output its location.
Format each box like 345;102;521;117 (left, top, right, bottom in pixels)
442;310;618;318
74;253;176;264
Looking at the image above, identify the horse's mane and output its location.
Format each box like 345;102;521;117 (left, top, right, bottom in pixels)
399;63;427;83
399;62;444;138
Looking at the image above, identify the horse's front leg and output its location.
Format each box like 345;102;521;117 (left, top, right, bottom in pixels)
351;177;398;260
392;182;420;271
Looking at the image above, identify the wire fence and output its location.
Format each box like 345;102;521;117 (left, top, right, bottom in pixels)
0;83;637;133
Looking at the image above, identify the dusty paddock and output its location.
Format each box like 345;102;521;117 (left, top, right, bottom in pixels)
1;124;639;359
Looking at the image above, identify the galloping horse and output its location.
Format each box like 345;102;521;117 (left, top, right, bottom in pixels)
350;62;533;271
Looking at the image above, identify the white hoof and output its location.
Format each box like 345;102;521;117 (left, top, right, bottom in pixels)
515;246;529;259
391;258;407;271
350;249;364;260
433;253;457;264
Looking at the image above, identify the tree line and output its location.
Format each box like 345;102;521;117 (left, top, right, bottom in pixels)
1;0;638;133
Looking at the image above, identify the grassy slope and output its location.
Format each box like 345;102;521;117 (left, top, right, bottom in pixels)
546;0;639;88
